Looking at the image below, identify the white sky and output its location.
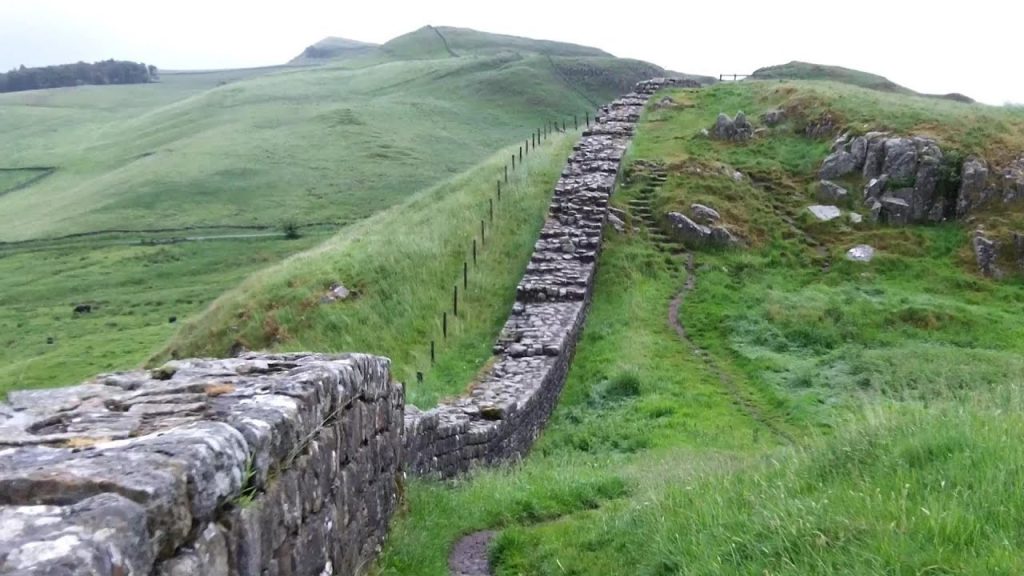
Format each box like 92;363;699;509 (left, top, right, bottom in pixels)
1;0;1021;105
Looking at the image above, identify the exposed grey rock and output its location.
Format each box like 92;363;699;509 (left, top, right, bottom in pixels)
862;133;889;180
709;226;740;246
819;151;858;180
850;136;869;168
973;229;1002;278
999;157;1024;203
816;180;849;203
710;112;753;141
882;138;918;182
607;212;626;234
957;156;991;217
845;245;875;262
712;113;736;140
320;282;351;304
848;212;863;224
830;131;850;152
879;195;911;225
760;109;786;126
864;175;888;201
0;494;152;576
807;205;842;221
805;114;837;138
690;203;721;224
667;212;712;244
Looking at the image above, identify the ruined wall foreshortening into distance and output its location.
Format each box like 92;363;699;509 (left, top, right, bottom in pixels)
0;77;695;575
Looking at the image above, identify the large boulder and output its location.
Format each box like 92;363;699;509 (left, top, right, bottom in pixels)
807;205;842;221
973;229;1002;278
819;151;858;180
912;138;945;222
862;133;889;180
878;195;911;225
817;180;849;203
710;112;754;141
849;136;869;168
999;157;1024;203
667;212;738;247
760;109;786;126
882;138;918;182
956;156;992;217
690;203;721;225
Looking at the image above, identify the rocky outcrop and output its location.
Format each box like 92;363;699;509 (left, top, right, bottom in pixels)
821;132;950;224
711;111;754;141
816;180;849;203
690;203;721;224
0;353;403;576
404;78;690;478
973;229;1002;278
667;212;738;247
760;109;786;126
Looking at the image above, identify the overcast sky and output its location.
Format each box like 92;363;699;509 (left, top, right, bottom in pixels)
1;0;1021;105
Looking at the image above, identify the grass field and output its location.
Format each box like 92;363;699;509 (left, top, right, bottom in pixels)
374;80;1024;574
0;28;661;396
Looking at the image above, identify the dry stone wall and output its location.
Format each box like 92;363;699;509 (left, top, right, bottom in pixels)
0;353;402;576
405;78;694;477
0;77;693;574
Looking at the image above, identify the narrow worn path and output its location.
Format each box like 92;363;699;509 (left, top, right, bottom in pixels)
629;167;794;444
449;531;495;576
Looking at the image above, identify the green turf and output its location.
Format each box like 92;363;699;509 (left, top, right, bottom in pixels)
0;235;322;397
374;80;1024;574
0;33;661;396
158;134;578;408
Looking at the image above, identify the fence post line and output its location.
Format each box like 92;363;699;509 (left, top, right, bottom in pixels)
489;198;494;222
574;115;578;130
512;154;516;171
586;111;590;127
481;219;485;245
504;164;508;183
430;341;435;364
519;146;523;163
453;285;458;318
463;261;468;290
473;239;477;266
443;312;448;339
497;180;501;201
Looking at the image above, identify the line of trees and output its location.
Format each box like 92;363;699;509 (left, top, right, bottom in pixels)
0;60;158;93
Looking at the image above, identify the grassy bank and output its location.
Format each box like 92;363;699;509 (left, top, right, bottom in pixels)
376;80;1024;574
159;135;577;407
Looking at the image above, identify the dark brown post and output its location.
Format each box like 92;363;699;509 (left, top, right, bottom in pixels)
574;115;578;130
443;313;448;339
562;120;566;132
430;341;435;364
489;198;493;222
481;219;485;245
519;146;523;163
497;180;501;201
472;239;477;266
586;112;590;127
463;261;468;290
453;285;458;318
512;154;516;171
504;164;508;183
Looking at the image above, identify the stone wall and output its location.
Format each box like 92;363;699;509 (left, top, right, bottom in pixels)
0;78;694;574
404;77;694;477
0;353;402;576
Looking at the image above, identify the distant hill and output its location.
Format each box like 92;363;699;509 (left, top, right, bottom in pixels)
751;61;974;103
288;37;379;65
381;26;612;59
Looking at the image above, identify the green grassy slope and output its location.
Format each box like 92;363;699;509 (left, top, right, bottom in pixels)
752;61;975;102
0;28;665;396
157;134;577;407
376;81;1024;574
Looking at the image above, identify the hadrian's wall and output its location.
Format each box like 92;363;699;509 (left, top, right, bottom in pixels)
0;354;402;575
0;77;694;575
404;78;694;477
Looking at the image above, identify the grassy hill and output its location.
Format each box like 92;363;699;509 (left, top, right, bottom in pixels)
288;36;379;65
752;61;975;102
375;80;1024;573
0;27;661;396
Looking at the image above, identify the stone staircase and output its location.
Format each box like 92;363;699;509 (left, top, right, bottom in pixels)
625;165;686;256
